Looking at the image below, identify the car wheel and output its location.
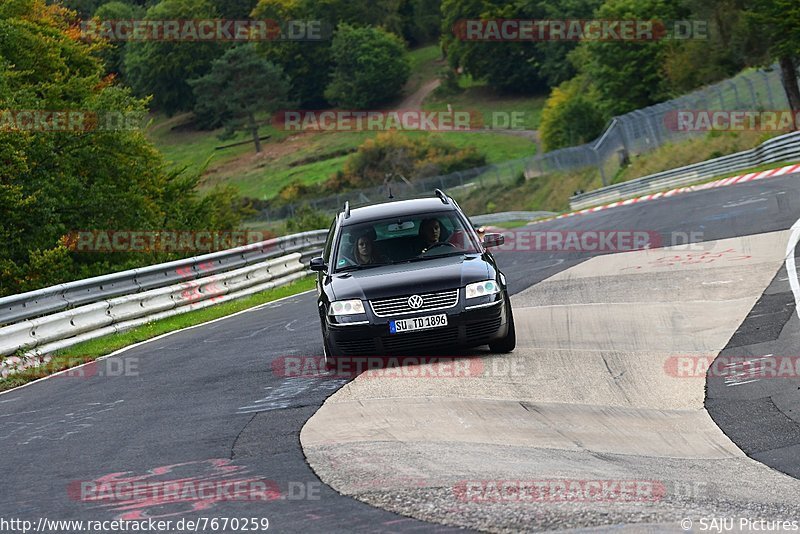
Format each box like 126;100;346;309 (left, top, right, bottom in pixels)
323;334;339;370
318;310;338;370
489;298;516;353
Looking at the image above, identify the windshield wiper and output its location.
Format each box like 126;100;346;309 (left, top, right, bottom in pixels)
335;263;390;273
398;252;469;264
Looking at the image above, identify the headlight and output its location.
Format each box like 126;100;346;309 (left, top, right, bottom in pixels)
465;280;500;299
329;299;365;315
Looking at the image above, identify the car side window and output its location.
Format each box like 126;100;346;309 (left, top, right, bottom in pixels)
322;219;336;263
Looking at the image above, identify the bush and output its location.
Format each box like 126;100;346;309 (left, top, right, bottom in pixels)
285;205;330;233
539;77;607;151
325;132;486;192
432;68;462;98
276;180;316;204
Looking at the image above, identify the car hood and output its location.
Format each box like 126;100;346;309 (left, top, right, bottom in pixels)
328;254;492;300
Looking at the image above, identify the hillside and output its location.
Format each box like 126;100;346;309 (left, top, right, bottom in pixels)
146;45;546;203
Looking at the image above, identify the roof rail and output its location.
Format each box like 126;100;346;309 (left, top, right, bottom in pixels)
433;189;449;204
343;201;351;219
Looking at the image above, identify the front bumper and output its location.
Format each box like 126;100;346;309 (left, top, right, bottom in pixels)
326;292;510;355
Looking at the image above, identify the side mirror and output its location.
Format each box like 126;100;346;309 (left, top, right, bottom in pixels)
482;233;505;248
309;257;328;272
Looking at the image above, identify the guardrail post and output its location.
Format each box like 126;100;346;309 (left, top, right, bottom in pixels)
593;148;608;186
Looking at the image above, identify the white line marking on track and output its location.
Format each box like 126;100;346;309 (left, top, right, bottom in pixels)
785;218;800;320
722;198;767;208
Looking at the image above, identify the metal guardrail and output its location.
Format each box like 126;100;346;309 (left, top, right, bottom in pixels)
0;230;326;326
0;230;327;370
568;130;800;210
470;211;556;224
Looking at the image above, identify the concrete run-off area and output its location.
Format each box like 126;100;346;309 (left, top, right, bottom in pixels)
301;230;800;532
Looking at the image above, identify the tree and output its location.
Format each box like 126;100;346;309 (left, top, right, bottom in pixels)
440;0;549;94
0;0;249;296
662;0;768;94
209;0;259;19
324;24;410;109
123;0;223;115
746;0;800;120
572;0;690;116
252;0;407;107
530;0;603;88
190;44;291;152
61;0;155;18
398;0;442;45
93;1;145;77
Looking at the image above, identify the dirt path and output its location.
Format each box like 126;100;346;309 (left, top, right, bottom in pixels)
398;78;441;110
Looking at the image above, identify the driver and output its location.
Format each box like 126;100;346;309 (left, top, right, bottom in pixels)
352;227;384;265
418;218;442;254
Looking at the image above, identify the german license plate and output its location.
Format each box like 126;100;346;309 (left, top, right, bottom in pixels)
389;314;448;334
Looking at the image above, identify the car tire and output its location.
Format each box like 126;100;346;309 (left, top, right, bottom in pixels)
323;334;339;370
489;298;516;353
318;310;338;370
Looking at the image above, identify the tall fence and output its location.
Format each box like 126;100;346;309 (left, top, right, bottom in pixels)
260;65;791;220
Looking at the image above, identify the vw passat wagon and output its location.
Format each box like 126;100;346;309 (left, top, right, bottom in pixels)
310;190;515;366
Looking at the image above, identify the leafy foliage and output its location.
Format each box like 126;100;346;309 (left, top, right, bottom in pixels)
440;0;548;94
285;205;331;233
93;1;145;76
252;0;432;107
570;0;690;116
325;132;486;192
0;0;249;296
399;0;442;45
190;44;291;149
324;24;410;109
123;0;223;115
539;77;607;151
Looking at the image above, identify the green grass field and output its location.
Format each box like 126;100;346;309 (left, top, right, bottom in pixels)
424;76;547;131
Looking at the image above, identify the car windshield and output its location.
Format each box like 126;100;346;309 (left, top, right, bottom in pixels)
333;211;480;272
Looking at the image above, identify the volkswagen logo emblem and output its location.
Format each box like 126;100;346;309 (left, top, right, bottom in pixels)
407;295;424;309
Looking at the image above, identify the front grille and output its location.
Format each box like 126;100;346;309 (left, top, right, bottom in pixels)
381;326;459;354
337;338;377;355
465;316;502;344
370;289;459;317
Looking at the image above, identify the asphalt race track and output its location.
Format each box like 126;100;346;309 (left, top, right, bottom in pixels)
2;173;800;533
